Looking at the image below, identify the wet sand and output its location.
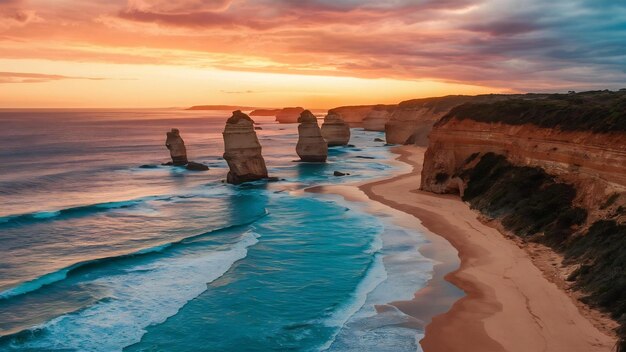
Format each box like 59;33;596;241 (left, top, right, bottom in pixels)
314;145;617;352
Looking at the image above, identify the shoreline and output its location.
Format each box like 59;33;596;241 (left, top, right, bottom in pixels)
314;145;617;352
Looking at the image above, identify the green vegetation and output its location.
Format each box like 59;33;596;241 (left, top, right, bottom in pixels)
461;153;625;349
567;220;626;351
397;93;521;114
462;153;586;246
441;90;626;133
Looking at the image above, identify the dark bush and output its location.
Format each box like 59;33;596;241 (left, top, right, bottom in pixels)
462;153;578;242
439;90;626;133
461;153;626;348
435;172;449;184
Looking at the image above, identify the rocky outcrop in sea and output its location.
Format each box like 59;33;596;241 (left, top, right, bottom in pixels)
165;128;188;165
296;110;327;162
222;110;269;184
321;112;350;146
275;107;305;123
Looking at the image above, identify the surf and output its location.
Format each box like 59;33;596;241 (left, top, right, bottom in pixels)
0;210;268;301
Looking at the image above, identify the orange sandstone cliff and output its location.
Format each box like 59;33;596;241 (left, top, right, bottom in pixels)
419;90;626;348
328;104;395;127
385;95;520;145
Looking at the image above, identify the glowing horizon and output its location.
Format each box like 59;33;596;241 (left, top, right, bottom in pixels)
1;0;624;108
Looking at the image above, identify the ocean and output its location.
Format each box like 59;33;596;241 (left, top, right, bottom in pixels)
0;109;434;351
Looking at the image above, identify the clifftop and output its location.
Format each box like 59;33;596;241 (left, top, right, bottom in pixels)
396;94;514;113
439;90;626;133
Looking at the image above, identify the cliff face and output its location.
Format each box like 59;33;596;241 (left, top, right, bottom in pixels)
329;104;395;127
363;105;394;131
422;92;626;215
420;90;626;347
250;109;281;116
422;119;626;218
385;95;516;145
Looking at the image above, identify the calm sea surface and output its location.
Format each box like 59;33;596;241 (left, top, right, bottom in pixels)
0;109;434;351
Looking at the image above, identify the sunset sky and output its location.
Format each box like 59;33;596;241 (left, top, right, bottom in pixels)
1;0;625;108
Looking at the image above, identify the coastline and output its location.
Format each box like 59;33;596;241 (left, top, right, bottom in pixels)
313;145;617;352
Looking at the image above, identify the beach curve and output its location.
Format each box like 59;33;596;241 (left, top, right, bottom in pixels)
358;145;617;352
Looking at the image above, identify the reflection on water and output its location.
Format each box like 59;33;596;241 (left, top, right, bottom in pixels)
0;110;433;352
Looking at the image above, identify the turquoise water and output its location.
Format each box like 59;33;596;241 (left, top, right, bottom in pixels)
0;110;433;351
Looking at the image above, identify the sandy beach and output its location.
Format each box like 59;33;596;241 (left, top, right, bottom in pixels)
313;145;618;352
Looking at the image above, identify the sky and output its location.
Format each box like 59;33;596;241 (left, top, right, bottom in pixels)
0;0;625;108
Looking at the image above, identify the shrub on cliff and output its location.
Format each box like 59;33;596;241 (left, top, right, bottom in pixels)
567;221;626;323
461;153;586;245
441;90;626;133
462;152;625;350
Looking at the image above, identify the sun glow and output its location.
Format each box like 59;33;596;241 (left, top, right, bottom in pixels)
0;58;504;108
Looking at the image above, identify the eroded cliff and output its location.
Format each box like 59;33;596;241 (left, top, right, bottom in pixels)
385;94;519;145
328;104;395;127
420;90;626;349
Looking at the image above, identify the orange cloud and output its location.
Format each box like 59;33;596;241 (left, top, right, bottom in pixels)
0;0;40;29
1;0;625;107
0;71;106;83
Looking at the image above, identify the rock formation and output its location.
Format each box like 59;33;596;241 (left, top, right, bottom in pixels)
165;128;188;165
185;162;209;171
320;112;350;146
419;90;626;348
275;107;305;123
421;92;626;204
363;105;393;131
250;109;281;116
222;110;269;184
296;110;328;162
385;95;517;145
328;104;395;127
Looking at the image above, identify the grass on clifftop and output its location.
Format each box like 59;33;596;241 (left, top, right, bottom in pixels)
461;153;626;350
441;90;626;133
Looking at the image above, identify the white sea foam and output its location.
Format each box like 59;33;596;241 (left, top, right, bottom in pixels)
321;220;435;352
31;210;61;219
319;252;388;351
13;231;259;352
0;268;73;300
0;242;172;300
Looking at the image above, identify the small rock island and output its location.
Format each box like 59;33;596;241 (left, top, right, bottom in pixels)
165;128;188;166
321;112;350;146
222;110;269;184
296;110;328;162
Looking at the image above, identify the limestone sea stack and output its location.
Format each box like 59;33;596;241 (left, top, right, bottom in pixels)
296;110;328;162
222;110;268;184
363;106;393;131
275;107;305;123
165;128;188;165
320;112;350;146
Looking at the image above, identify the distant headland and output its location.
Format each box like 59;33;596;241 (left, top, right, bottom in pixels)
186;105;262;111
